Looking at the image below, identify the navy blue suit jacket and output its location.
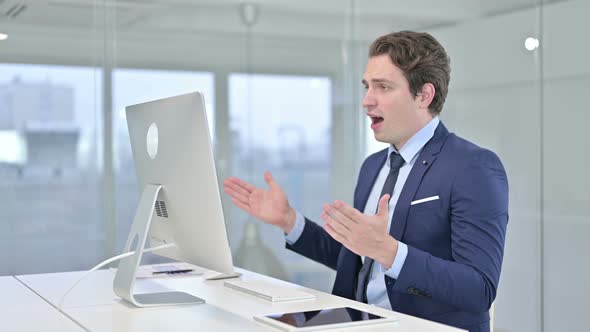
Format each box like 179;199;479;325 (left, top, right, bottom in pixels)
287;122;508;332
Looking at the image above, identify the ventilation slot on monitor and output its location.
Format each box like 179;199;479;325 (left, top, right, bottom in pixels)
154;200;168;218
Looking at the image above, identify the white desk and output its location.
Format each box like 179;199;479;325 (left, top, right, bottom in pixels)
16;268;464;332
0;276;84;331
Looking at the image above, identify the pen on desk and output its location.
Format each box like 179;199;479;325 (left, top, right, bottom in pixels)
153;269;194;275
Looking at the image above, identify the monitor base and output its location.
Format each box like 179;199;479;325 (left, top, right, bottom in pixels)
132;292;205;307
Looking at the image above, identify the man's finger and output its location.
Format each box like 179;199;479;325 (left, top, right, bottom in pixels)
322;209;352;237
264;171;281;191
376;194;390;218
324;203;356;229
223;187;250;205
224;179;253;198
226;176;257;193
332;200;363;222
324;222;347;244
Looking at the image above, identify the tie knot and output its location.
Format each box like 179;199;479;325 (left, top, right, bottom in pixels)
389;152;405;171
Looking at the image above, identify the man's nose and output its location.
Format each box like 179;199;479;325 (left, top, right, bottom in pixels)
362;91;376;108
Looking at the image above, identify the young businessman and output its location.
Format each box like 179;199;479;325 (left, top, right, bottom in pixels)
224;31;508;332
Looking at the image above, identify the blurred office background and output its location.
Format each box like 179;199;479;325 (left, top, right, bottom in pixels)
0;0;587;331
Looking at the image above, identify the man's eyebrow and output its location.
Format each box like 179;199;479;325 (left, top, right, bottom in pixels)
371;78;395;84
361;78;395;85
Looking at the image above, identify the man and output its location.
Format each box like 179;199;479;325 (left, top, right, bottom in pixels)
224;31;508;332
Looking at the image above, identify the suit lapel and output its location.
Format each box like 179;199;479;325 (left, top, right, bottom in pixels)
389;122;450;240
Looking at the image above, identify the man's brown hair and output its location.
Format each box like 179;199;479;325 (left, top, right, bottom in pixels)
369;31;451;115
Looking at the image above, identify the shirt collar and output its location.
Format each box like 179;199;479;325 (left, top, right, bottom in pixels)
388;116;440;164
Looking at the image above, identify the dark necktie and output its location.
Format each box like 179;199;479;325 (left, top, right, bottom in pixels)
355;152;405;303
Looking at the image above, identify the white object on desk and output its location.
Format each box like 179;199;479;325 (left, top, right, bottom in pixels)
224;279;316;302
110;262;208;278
254;306;397;332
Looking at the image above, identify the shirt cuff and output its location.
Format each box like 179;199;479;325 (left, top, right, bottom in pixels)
285;210;306;245
384;241;408;279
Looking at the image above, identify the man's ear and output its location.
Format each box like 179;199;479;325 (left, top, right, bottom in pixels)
417;83;435;110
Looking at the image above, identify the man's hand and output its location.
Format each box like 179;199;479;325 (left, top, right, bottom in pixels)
321;194;398;268
223;171;296;233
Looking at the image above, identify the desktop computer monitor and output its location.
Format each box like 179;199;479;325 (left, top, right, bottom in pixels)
113;91;236;307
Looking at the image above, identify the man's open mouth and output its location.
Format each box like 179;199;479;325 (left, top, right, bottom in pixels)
370;116;384;125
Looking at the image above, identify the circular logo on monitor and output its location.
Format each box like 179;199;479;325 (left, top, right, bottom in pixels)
146;123;158;159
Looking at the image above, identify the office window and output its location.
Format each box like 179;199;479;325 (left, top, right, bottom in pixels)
0;63;103;275
112;68;214;254
227;73;335;291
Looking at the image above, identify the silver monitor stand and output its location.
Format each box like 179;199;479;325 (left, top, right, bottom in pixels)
113;184;205;307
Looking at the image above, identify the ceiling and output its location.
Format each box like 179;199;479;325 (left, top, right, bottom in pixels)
0;0;562;42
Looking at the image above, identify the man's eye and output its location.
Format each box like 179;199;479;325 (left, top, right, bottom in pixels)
381;85;389;90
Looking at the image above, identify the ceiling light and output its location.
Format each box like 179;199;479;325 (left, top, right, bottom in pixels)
0;33;8;40
524;37;539;51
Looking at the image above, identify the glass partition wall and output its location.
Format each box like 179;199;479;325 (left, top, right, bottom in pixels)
1;1;588;331
0;2;105;275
